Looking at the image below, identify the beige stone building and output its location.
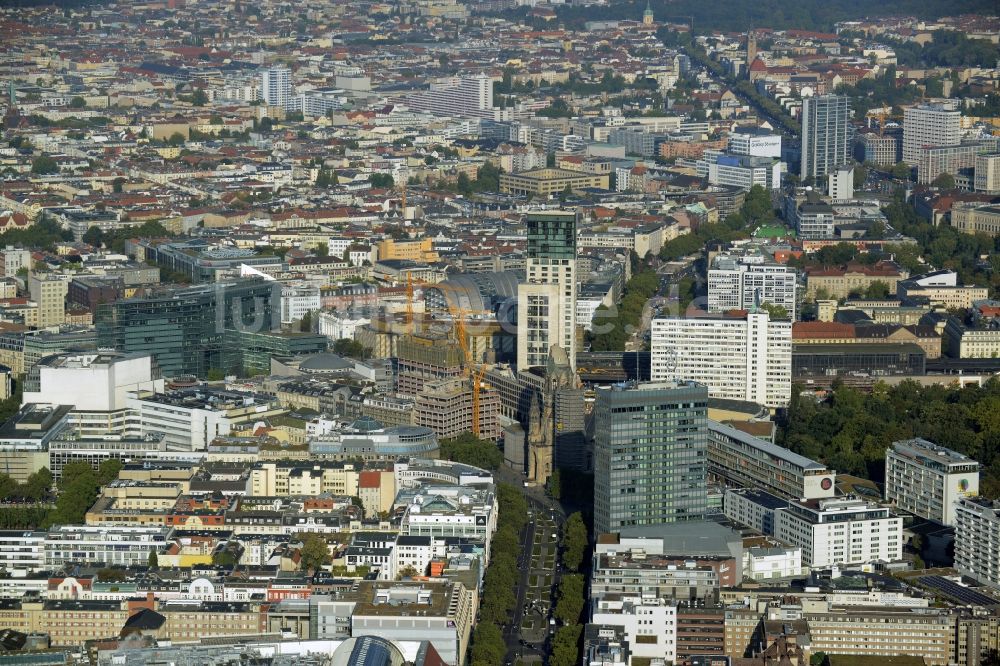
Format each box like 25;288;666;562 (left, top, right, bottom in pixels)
953;203;1000;235
803;604;954;665
499;168;609;196
805;262;908;299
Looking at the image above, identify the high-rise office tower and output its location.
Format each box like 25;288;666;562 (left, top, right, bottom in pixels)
903;103;961;165
261;66;291;108
96;280;280;378
800;95;851;180
517;210;577;371
593;381;708;536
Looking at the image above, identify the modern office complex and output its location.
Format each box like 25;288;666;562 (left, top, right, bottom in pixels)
954;497;1000;590
800;95;851;180
885;438;980;525
903;103;961;165
708;420;836;501
707;250;797;318
517;210;578;371
651;311;792;409
592;381;708;536
96;280;281;378
261;65;292;108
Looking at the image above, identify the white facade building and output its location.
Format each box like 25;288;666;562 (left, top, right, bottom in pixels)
23;352;164;413
44;526;171;568
954;497;1000;590
576;296;605;330
773;497;903;569
651;312;792;408
709;421;836;501
0;530;46;573
261;66;292;108
828;164;854;201
974;153;1000;194
125;393;235;452
707;251;797;318
885;438;980;526
590;595;677;665
280;284;321;324
903;103;961;165
318;310;371;341
728;131;782;158
0;247;32;277
698;152;783;190
744;545;803;581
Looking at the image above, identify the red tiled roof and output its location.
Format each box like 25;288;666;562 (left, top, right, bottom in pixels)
792;322;856;339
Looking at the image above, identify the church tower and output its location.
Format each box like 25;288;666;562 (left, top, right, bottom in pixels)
642;0;654;25
746;29;757;64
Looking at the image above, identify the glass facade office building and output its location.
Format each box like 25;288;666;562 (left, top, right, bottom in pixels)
593;381;709;535
97;280;280;378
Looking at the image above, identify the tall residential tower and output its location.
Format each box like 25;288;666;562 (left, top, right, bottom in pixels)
261;65;292;108
800;95;851;180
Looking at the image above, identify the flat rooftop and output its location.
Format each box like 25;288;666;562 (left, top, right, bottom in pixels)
709;419;827;472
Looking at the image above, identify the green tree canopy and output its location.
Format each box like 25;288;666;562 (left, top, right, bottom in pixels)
299;533;331;571
554;573;586;624
332;338;371;359
561;512;588;572
439;433;502;470
31;155;59;174
931;172;955;189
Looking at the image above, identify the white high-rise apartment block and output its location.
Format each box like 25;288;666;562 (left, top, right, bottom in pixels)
954;497;1000;590
903;103;961;165
404;74;494;119
517;210;577;370
261;66;292;108
885;438;979;526
590;595;677;664
651;311;792;408
800;95;851;180
774;497;903;569
707;251;797;319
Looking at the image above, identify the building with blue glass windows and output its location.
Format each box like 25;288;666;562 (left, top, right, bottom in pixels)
593;381;709;536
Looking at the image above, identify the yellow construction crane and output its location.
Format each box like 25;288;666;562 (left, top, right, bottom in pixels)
451;307;489;438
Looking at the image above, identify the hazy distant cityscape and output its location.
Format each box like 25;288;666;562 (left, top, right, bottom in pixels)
0;0;997;665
